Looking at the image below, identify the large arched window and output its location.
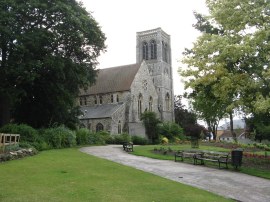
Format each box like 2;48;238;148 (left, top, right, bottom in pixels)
96;123;104;132
142;41;148;60
118;121;121;134
149;96;153;112
150;40;157;59
138;94;143;117
165;93;170;111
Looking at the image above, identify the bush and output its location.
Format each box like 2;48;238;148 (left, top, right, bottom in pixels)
111;133;131;144
41;126;76;149
161;137;169;144
19;142;33;149
131;136;148;145
158;122;185;141
76;128;90;145
87;131;110;145
0;123;38;143
97;131;111;143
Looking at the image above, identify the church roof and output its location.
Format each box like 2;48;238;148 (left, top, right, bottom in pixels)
81;63;141;95
79;103;124;119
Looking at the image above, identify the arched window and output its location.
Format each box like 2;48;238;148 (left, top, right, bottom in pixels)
165;93;170;111
150;40;157;59
79;97;83;106
111;94;114;103
84;97;87;105
99;95;103;104
96;123;104;132
116;94;119;102
138;94;143;117
142;41;148;60
149;96;153;112
94;96;97;105
118;121;121;134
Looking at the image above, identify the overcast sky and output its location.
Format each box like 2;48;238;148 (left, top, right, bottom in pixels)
80;0;209;96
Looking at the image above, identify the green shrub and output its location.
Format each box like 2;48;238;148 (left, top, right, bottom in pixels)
161;137;169;144
19;142;33;149
88;131;108;145
131;136;148;145
97;131;111;143
112;133;131;144
0;124;38;143
158;122;185;141
3;144;20;152
76;128;90;145
41;126;76;149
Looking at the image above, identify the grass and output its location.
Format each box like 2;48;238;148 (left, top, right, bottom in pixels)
0;148;234;202
132;145;270;179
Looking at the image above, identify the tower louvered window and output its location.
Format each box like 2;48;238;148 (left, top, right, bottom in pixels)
142;42;148;60
150;40;157;59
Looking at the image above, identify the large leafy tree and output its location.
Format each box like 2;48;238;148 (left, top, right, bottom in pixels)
174;95;197;129
0;0;106;128
180;0;270;139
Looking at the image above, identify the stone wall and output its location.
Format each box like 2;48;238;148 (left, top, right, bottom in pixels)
80;118;111;133
81;91;129;107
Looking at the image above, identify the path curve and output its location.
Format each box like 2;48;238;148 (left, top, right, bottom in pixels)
80;145;270;202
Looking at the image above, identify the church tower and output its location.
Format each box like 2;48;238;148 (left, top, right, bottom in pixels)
136;28;174;122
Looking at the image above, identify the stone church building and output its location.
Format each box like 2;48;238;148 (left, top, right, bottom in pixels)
79;28;174;136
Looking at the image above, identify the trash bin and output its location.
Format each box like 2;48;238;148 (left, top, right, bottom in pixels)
231;148;243;169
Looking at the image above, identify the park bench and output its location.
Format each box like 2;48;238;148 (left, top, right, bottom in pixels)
0;133;20;153
123;142;133;152
174;150;203;164
194;151;230;169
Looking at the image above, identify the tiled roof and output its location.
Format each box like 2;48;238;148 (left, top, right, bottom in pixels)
81;63;141;95
220;130;245;138
79;103;124;119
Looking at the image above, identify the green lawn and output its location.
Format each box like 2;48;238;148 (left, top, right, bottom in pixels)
132;145;270;179
0;148;234;202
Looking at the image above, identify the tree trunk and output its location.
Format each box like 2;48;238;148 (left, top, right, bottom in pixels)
212;125;217;141
229;112;236;142
0;94;11;127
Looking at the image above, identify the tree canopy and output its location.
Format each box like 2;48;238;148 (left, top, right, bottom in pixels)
174;95;197;129
179;0;270;139
0;0;106;128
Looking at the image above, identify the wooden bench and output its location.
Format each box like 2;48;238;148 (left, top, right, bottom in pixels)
175;150;203;164
123;142;133;152
194;151;230;169
0;133;20;153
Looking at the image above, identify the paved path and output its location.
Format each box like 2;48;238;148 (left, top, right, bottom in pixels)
80;145;270;202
